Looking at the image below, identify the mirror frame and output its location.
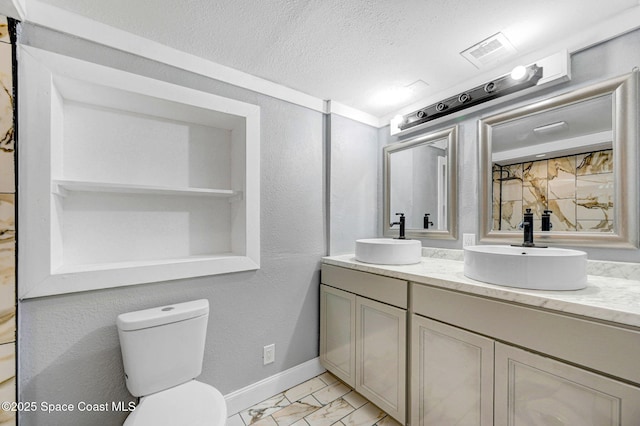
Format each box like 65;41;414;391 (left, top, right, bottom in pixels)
478;71;639;248
383;125;458;240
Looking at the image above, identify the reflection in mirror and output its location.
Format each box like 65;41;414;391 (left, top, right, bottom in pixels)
390;139;447;229
479;72;638;248
384;126;457;240
492;95;613;232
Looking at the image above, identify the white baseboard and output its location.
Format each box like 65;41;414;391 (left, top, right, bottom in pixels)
224;357;325;415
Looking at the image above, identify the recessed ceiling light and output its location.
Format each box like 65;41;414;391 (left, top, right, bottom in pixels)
372;86;412;106
535;153;546;158
533;121;568;134
371;80;429;107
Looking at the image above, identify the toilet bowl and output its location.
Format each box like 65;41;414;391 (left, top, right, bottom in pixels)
123;381;226;426
117;300;227;426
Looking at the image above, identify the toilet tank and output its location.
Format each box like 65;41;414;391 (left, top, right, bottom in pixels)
117;299;209;397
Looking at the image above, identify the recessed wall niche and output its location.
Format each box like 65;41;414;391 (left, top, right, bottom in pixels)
18;46;260;298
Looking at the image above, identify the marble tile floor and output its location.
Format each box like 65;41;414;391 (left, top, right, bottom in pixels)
227;372;401;426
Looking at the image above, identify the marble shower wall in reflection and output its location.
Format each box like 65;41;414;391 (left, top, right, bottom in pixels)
0;15;15;426
493;150;613;232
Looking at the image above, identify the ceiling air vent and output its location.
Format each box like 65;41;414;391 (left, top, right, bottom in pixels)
461;32;517;68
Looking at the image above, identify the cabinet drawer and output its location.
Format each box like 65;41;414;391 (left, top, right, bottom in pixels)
321;264;407;309
412;283;640;385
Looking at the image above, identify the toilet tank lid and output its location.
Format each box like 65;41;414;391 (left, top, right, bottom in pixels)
117;299;209;331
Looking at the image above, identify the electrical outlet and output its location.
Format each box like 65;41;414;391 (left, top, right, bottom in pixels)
263;344;275;365
463;233;476;247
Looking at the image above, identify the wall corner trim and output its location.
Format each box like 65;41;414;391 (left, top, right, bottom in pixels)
327;100;381;128
224;357;325;416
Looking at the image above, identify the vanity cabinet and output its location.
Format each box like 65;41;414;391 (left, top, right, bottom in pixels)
412;283;640;426
411;314;640;426
356;295;406;422
320;262;640;425
319;285;356;387
495;342;640;425
410;315;494;426
320;265;407;423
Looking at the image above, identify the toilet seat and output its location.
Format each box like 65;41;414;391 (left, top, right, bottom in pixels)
123;380;227;426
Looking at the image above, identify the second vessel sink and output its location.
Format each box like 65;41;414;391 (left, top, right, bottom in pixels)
355;238;422;265
464;245;587;290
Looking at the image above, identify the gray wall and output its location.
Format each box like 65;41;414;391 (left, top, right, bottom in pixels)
380;28;640;262
18;24;325;425
328;114;379;255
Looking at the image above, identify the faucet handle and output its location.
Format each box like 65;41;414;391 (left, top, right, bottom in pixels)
390;212;402;226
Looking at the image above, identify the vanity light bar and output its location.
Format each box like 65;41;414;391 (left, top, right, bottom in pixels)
399;64;543;131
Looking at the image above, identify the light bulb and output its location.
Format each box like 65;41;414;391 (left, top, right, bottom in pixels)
510;65;527;81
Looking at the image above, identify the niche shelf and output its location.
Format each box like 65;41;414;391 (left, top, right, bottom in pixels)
18;46;260;298
52;180;242;200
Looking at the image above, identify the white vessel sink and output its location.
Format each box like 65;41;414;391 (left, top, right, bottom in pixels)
355;238;422;265
464;245;587;290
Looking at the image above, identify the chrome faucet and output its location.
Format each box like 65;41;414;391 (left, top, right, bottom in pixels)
391;212;406;239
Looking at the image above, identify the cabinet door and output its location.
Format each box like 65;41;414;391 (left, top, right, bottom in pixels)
495;342;640;425
320;284;356;387
356;296;406;423
411;315;494;426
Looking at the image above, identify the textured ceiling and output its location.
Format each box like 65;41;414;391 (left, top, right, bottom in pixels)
38;0;640;118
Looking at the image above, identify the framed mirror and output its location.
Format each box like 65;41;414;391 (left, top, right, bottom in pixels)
479;71;638;248
383;126;458;240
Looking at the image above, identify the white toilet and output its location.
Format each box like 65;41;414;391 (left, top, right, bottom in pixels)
117;299;227;426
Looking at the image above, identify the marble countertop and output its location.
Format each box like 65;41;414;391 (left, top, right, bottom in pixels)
322;253;640;329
